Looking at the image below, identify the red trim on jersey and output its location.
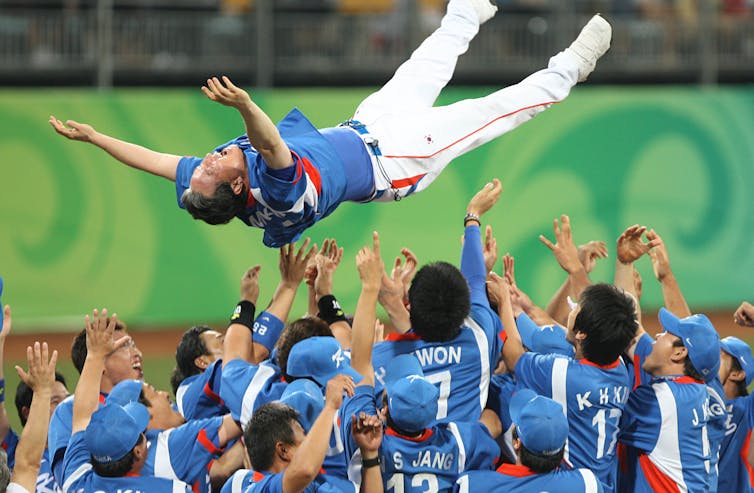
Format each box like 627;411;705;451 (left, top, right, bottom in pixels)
638;453;680;492
192;480;200;493
385;332;421;342
496;463;538;477
579;358;621;370
383;101;560;159
633;353;643;390
197;429;223;455
124;472;141;477
391;173;426;189
246;191;257;208
203;381;224;406
253;470;267;482
742;430;754;488
667;375;703;385
499;329;508;344
99;393;107;405
301;157;322;195
385;427;434;442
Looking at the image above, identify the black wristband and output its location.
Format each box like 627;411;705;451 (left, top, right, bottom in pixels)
464;212;481;226
317;294;348;325
361;456;380;469
230;300;256;330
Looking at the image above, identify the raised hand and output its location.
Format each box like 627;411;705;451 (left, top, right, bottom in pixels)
324;374;355;411
616;225;660;265
279;239;317;288
240;265;262;304
356;232;384;291
0;305;11;340
577;240;608;274
15;342;58;394
201;76;253;110
484;225;499;273
313;239;342;299
49;116;96;143
85;309;128;359
734;302;754;327
645;229;671;281
467;179;503;217
539;215;584;275
352;412;383;455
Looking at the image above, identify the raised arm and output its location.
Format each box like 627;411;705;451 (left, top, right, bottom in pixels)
11;342;58;492
0;306;12;444
223;266;261;366
351;232;384;386
311;239;352;349
49;116;180;181
491;272;525;371
72;309;128;433
503;254;559;326
646;229;690;318
539;215;591;300
378;247;415;334
734;302;754;327
202;76;293;170
462;179;503;301
545;241;607;325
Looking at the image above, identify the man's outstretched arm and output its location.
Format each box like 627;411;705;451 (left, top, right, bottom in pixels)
50;116;181;181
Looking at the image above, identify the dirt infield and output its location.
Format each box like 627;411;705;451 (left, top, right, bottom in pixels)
4;310;751;361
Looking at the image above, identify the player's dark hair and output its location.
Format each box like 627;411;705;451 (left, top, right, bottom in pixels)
91;433;145;477
15;371;68;426
730;356;749;397
0;450;10;492
671;339;706;382
181;184;247;225
276;317;333;381
574;284;638;366
171;325;213;394
408;262;470;342
513;427;564;473
244;402;300;472
71;319;128;374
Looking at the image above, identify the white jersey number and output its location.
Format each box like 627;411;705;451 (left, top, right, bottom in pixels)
386;473;439;493
424;371;451;419
592;408;622;459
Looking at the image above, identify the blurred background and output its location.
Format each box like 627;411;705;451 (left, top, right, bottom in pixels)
1;0;753;425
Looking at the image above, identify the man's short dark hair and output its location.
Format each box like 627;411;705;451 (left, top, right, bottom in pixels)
244;402;300;472
408;262;470;342
573;283;638;366
15;371;67;426
71;318;128;374
730;356;749;397
513;427;564;473
171;325;213;393
276;318;333;381
181;184;247;225
91;433;144;477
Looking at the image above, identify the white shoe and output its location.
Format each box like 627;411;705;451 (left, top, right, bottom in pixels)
566;14;612;82
465;0;498;24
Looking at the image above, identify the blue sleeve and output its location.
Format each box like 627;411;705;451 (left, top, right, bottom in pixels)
61;431;91;484
631;333;654;388
175;156;203;207
460;225;488;306
166;417;225;482
48;397;74;484
340;386;378;462
259;473;285;493
618;384;661;451
253;311;286;353
1;428;19;470
457;422;499;471
486;373;517;431
252;153;307;211
220;360;284;427
513;352;557;396
469;303;504;365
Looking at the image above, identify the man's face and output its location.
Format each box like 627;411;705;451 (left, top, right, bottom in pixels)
718;350;734;383
200;330;224;363
49;381;70;423
283;419;306;460
643;331;682;376
565;304;581;346
143;382;185;430
103;335;143;386
189;145;246;196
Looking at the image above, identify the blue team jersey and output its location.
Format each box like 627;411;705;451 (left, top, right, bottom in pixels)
175;109;371;248
222;469;254;493
176;359;228;420
143;417;225;493
243;470;355;493
372;225;503;422
514;352;629;493
220;359;287;429
36;449;61;493
618;375;711;493
455;464;604;493
61;431;191;493
718;394;754;493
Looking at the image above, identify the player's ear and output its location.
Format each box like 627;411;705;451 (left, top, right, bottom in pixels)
194;354;211;370
276;441;293;463
230;176;245;195
670;345;688;363
729;369;746;383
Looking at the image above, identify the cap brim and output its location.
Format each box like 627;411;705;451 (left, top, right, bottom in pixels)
658;307;683;338
123;402;150;433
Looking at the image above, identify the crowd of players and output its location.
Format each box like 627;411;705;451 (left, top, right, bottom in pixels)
1;179;754;493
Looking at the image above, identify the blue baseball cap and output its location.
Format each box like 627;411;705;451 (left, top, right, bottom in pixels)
287;337;362;388
107;379;143;406
721;336;754;387
280;379;325;433
659;308;721;382
517;313;574;358
510;389;568;456
384;354;439;432
85;402;149;463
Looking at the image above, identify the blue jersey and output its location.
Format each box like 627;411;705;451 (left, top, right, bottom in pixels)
36;449;61;493
219;359;287;429
243;470;355;493
618;376;711;493
718;394;754;493
455;464;604;493
61;431;191;493
176;359;228;420
514;352;629;493
222;469;254;493
175;109;372;248
372;226;503;422
143;417;225;493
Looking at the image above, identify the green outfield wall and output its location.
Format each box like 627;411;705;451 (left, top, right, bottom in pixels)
1;87;753;330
